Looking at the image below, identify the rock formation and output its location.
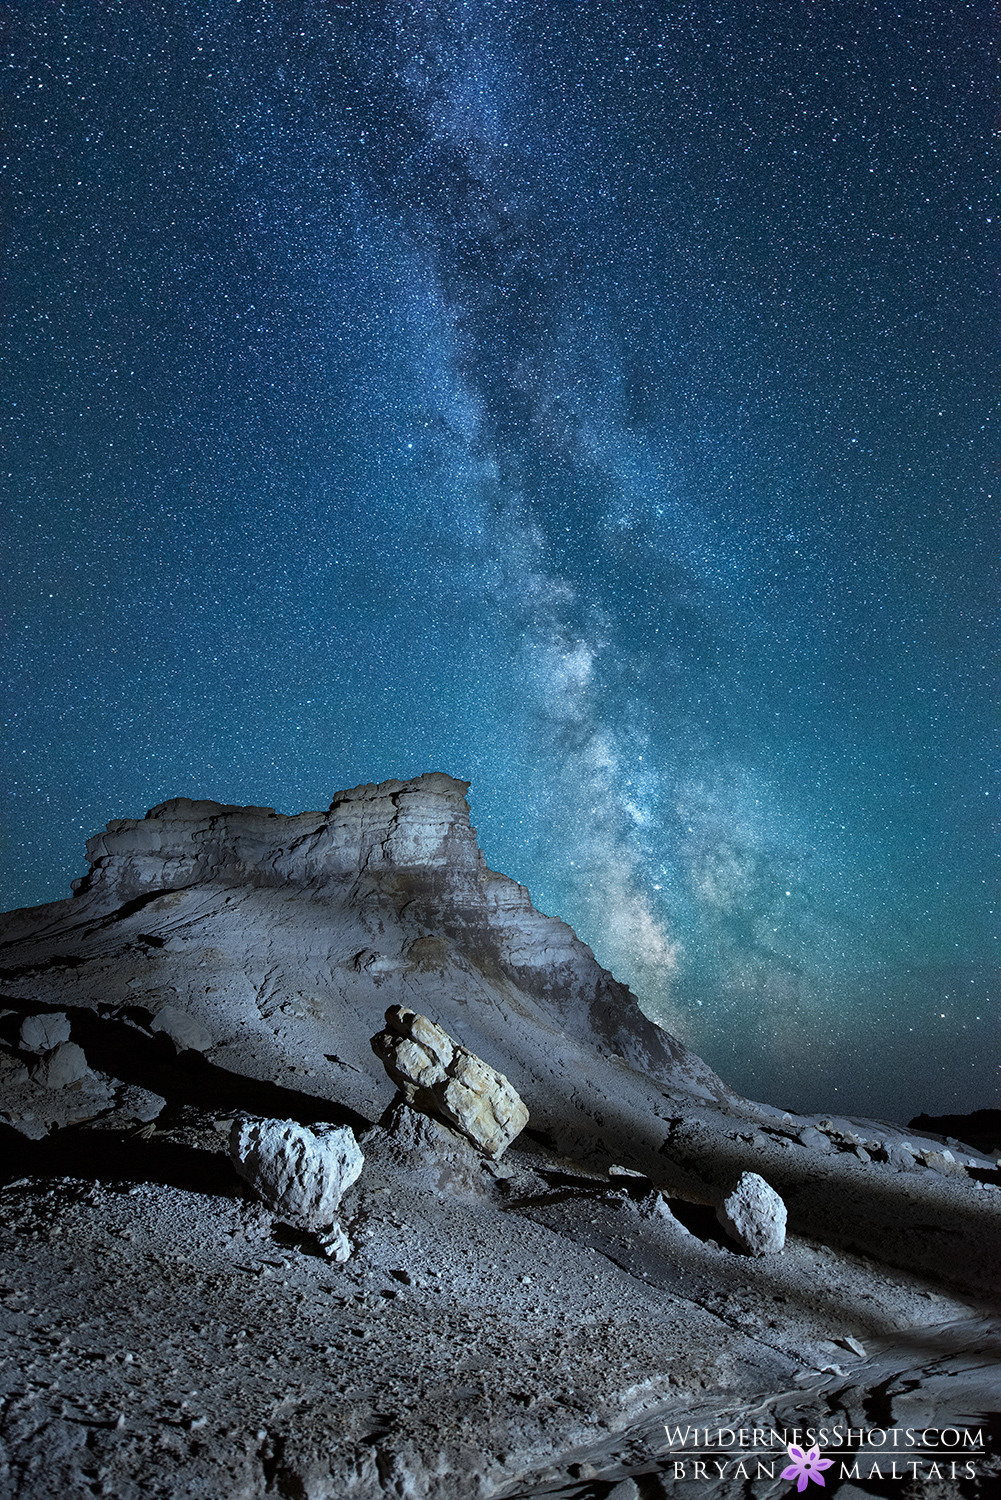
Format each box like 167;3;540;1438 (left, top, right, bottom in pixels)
229;1117;364;1235
367;1094;497;1197
0;773;730;1172
0;772;999;1499
716;1171;787;1255
371;1005;528;1157
1;774;998;1284
19;1011;71;1053
30;1039;90;1090
150;1004;212;1053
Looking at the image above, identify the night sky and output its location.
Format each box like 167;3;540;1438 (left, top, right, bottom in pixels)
4;1;997;1121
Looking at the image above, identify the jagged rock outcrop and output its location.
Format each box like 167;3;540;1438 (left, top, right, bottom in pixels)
0;772;730;1162
371;1005;528;1158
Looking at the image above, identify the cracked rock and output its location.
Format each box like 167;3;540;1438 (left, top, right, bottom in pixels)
19;1011;72;1054
371;1005;528;1158
31;1040;90;1089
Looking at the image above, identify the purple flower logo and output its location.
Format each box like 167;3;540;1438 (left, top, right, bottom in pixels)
781;1444;834;1491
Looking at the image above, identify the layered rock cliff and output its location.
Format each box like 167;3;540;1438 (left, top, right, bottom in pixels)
0;773;731;1158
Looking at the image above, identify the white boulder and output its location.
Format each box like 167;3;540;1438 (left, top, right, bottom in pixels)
229;1118;364;1231
716;1171;787;1255
315;1223;352;1262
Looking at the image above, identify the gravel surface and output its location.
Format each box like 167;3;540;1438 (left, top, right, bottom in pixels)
1;1106;997;1498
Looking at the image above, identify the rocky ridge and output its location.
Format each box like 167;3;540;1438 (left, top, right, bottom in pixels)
0;773;999;1498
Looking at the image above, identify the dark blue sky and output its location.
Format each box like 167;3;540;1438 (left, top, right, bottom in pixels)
3;0;997;1118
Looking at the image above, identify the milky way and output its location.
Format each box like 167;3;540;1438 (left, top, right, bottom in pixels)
4;1;997;1118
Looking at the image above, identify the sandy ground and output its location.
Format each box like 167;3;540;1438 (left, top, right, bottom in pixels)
2;1101;998;1499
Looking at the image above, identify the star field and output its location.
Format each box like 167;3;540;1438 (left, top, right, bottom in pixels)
3;0;997;1118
